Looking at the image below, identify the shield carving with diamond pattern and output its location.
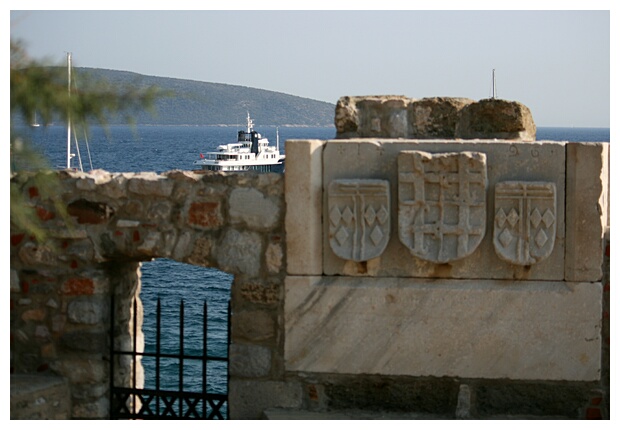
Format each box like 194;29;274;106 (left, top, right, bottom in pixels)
328;179;390;262
493;181;556;266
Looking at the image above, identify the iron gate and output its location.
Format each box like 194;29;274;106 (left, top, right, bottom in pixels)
109;296;230;419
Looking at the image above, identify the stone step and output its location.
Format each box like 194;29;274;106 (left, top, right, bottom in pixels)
262;408;572;420
11;375;71;419
263;408;452;420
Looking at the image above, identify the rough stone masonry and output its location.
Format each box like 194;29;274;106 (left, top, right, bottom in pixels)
10;96;609;419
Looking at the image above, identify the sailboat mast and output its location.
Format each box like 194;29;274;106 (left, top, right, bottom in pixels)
492;68;497;99
66;52;72;169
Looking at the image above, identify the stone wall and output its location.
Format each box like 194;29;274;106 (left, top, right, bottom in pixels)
10;96;609;419
10;169;285;418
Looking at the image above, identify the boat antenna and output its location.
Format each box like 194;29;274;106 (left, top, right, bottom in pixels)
276;126;280;153
246;111;253;133
491;68;497;99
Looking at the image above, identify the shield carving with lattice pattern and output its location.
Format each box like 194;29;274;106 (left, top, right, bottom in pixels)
493;181;556;265
398;150;487;263
328;179;390;262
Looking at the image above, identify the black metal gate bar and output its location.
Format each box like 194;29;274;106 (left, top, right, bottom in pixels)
202;301;207;418
179;299;184;417
110;295;229;419
156;298;161;416
132;296;138;416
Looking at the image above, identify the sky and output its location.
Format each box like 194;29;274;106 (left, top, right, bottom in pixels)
6;1;615;128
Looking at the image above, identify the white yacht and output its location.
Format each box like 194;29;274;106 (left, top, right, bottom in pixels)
193;113;285;173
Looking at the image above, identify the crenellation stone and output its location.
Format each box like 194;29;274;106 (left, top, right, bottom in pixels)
356;95;410;138
408;97;474;138
334;96;359;137
455;98;536;141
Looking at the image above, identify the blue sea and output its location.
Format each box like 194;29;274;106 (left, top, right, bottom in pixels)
19;124;610;403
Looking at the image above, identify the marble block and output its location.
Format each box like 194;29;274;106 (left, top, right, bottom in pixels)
565;142;609;281
284;276;601;381
322;139;566;280
285;140;324;275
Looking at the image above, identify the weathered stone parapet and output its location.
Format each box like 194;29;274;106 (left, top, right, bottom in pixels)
10;104;609;419
335;95;536;141
281;134;608;418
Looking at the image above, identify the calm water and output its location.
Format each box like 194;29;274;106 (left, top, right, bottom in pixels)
19;124;610;396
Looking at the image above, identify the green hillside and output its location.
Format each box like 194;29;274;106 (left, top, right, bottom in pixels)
77;68;336;127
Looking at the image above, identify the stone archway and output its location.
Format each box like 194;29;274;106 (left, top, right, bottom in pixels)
10;169;286;418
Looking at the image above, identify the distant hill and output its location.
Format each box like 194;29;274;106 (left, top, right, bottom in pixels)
77;68;336;127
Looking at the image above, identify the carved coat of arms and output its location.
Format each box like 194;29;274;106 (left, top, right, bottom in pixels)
493;181;556;265
398;150;487;263
328;179;390;262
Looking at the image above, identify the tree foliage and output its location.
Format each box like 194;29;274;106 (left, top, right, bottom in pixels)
10;39;164;241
